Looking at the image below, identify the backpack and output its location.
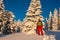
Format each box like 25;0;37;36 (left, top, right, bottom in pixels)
37;21;43;26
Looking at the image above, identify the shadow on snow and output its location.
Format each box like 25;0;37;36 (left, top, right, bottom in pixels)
45;30;60;40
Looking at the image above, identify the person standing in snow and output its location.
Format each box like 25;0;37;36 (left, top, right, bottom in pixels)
37;19;44;36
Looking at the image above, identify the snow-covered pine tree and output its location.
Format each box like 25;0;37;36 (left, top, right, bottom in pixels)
52;9;58;30
0;0;16;34
58;7;60;30
16;19;23;32
45;17;48;30
0;0;5;31
1;11;15;34
0;0;5;14
22;0;44;34
47;11;53;30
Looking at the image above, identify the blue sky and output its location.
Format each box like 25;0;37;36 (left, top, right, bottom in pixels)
3;0;60;21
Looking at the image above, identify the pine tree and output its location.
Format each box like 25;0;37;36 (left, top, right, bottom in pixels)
17;19;22;27
52;9;58;30
22;0;44;34
47;11;53;30
1;11;15;34
0;0;5;31
58;8;60;30
0;0;16;34
0;0;5;14
16;19;23;32
45;17;48;30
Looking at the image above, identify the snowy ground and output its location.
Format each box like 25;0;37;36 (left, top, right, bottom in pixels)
0;30;60;40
